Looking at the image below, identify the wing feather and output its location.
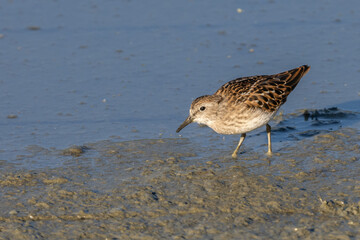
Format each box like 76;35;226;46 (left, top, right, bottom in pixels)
215;65;310;112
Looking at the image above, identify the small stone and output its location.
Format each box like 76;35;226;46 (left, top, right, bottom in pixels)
62;146;87;157
27;26;41;31
35;202;50;209
7;114;18;119
9;210;18;215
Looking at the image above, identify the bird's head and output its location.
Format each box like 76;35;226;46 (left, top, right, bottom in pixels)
176;95;223;133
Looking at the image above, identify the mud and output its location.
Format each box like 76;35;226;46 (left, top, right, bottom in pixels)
0;126;359;239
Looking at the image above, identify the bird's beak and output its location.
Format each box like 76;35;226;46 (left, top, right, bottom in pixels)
176;116;193;133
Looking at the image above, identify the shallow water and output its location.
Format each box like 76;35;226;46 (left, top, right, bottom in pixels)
0;0;360;239
1;127;360;239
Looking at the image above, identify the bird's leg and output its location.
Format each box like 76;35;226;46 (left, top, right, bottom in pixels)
232;133;246;158
266;124;272;155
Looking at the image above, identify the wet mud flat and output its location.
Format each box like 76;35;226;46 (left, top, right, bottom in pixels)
1;126;360;239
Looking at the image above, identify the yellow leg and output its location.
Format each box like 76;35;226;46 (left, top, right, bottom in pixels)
232;133;246;158
266;124;272;155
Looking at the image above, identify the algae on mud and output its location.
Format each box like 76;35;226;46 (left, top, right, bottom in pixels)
0;128;360;239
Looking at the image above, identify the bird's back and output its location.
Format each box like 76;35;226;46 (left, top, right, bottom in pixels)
215;65;310;112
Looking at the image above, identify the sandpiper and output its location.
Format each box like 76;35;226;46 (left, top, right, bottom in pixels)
176;65;310;158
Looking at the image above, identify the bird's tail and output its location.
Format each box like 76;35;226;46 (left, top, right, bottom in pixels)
281;65;311;90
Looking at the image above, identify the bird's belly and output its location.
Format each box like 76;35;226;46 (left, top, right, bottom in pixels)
210;108;276;134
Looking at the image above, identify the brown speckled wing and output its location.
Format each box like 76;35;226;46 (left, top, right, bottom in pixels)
215;65;310;112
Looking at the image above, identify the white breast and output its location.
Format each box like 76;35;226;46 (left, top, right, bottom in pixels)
209;107;277;135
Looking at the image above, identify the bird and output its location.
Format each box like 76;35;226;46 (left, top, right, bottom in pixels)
176;65;310;158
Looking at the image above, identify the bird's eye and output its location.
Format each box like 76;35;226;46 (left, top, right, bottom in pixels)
200;106;206;111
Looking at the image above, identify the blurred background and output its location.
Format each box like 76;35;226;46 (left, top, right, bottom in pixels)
0;0;359;165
